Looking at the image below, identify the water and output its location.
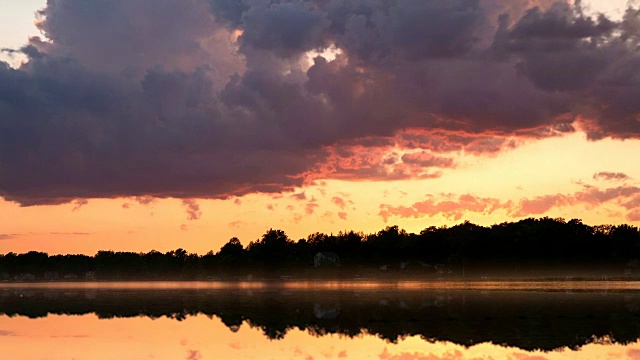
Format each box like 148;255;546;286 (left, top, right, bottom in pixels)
1;281;639;359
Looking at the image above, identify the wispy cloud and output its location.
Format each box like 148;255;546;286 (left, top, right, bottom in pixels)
593;172;631;182
71;199;88;211
182;199;202;221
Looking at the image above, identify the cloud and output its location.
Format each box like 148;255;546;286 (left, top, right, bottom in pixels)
182;199;202;220
71;199;89;211
400;152;455;168
185;350;201;360
513;194;570;217
380;184;640;222
0;234;20;240
379;194;507;222
228;341;245;350
135;196;158;206
316;144;450;181
594;172;631;181
291;192;307;201
2;1;640;205
305;202;319;215
512;185;640;218
332;196;346;209
180;224;189;231
229;220;245;229
338;212;348;220
627;349;640;359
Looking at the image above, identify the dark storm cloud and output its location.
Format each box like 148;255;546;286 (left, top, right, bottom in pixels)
239;2;330;57
2;0;640;205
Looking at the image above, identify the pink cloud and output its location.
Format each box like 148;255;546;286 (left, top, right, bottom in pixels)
513;194;570;217
626;349;640;359
306;202;320;215
512;185;640;218
315;144;450;181
594;172;630;182
338;212;348;220
332;196;347;209
628;210;640;222
379;194;506;222
378;183;640;222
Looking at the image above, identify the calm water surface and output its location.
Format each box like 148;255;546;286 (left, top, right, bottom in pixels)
1;281;639;359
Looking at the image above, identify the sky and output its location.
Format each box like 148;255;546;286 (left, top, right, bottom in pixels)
1;0;640;255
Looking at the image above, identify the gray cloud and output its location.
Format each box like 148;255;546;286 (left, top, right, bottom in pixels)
1;0;640;205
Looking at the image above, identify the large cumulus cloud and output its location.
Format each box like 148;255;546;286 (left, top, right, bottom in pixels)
1;0;640;205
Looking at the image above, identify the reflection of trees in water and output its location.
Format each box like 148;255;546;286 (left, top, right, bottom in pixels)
1;288;640;351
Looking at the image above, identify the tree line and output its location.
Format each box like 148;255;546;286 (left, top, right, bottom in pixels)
1;217;639;280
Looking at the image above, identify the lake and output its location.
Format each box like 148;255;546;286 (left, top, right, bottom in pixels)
1;281;639;359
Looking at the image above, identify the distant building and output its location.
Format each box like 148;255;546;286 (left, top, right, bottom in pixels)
314;252;340;267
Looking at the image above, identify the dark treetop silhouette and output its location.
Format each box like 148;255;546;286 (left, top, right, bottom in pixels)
1;217;639;280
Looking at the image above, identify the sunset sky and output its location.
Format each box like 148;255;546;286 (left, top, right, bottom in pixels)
1;0;640;255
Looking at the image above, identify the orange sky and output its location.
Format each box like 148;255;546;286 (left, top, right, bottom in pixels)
1;0;639;255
